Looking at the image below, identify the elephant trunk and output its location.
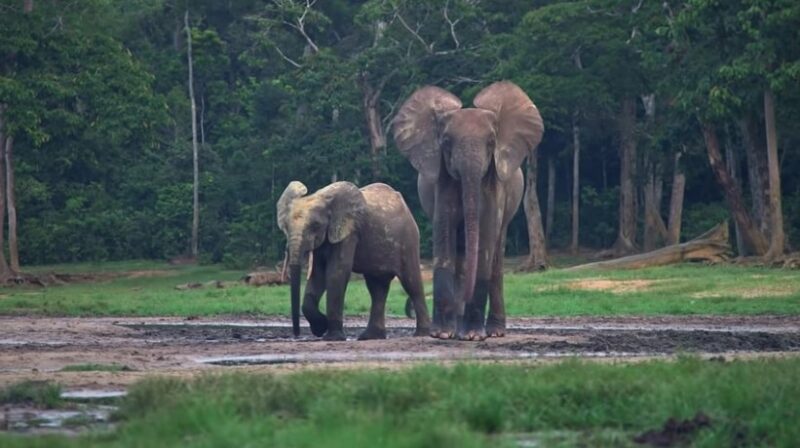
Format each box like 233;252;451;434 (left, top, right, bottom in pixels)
461;178;481;313
290;264;301;337
287;236;304;337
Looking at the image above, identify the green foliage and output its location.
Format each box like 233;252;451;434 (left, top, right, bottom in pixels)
0;381;62;409
1;262;798;318
60;364;133;372
1;0;798;266
3;359;800;446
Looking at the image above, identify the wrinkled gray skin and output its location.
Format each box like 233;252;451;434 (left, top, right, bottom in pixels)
277;181;431;341
393;81;543;341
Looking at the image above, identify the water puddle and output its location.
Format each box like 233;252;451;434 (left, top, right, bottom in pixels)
61;390;127;400
2;405;117;435
196;350;639;366
1;389;127;435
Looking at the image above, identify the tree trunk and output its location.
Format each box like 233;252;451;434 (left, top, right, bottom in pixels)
522;148;547;271
667;151;685;245
725;142;746;255
763;89;784;260
701;124;768;254
23;0;33;13
643;162;668;252
570;111;580;254
5;136;19;272
360;79;385;179
185;10;200;259
545;155;555;243
739;116;770;237
613;97;638;254
0;112;10;278
568;222;730;271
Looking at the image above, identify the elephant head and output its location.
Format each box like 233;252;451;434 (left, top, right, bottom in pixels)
277;181;367;336
392;82;543;319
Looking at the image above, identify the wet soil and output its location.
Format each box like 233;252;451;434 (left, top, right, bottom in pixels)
633;412;712;447
0;315;798;390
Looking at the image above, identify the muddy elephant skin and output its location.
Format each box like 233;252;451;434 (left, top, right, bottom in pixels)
277;181;431;340
393;81;543;340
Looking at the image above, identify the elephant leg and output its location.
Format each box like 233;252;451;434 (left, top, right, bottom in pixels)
398;262;431;337
322;243;355;341
302;254;328;337
359;274;391;340
487;232;507;338
431;180;460;339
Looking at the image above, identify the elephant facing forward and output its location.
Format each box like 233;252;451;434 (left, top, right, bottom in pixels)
393;81;544;341
277;181;431;340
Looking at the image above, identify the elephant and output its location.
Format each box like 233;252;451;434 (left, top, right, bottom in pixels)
277;180;431;341
392;81;543;341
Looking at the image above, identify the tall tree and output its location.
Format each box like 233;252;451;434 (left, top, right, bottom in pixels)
522;147;547;270
185;10;200;259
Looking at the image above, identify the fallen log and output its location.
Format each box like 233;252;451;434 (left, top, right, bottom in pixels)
241;271;286;286
567;222;730;271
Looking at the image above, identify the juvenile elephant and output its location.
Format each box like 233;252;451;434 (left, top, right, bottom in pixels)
277;181;431;340
393;81;543;340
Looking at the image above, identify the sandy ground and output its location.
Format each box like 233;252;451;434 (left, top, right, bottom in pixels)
1;315;799;390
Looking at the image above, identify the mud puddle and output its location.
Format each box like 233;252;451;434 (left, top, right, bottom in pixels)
498;329;800;354
2;390;122;435
2;316;799;389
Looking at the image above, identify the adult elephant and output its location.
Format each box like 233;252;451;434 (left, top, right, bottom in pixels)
392;81;543;340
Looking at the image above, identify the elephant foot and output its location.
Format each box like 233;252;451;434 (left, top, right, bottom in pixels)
458;329;487;341
404;298;415;319
357;327;386;340
430;330;455;339
322;330;346;341
413;326;431;337
486;318;506;338
429;323;456;339
307;316;328;337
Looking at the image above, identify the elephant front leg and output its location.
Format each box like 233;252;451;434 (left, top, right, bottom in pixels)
431;182;459;339
302;253;327;337
322;243;355;341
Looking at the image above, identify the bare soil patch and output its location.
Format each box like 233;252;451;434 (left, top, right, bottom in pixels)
691;285;798;299
0;316;798;390
562;278;659;293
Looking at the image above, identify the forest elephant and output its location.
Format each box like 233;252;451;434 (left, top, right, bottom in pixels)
392;81;544;341
277;181;431;341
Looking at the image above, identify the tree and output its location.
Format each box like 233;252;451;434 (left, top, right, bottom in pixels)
185;10;200;259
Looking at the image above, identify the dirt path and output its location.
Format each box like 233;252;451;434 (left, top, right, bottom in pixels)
1;315;799;390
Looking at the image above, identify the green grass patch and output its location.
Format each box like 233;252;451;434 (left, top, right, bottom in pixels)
0;261;798;317
60;364;133;372
0;381;62;408
2;358;800;446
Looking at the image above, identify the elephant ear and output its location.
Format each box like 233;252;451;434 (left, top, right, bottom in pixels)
474;81;544;182
321;182;367;244
277;181;307;234
392;86;462;180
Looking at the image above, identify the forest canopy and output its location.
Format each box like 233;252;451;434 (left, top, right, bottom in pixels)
0;0;798;269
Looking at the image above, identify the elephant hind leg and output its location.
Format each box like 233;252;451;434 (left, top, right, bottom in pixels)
398;263;431;337
486;232;507;338
359;274;392;340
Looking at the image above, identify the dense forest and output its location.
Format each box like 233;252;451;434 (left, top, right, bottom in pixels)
0;0;798;273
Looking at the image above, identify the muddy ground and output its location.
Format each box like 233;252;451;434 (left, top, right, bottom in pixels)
1;315;799;391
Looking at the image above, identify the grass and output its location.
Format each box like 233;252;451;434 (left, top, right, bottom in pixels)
0;380;63;408
1;357;799;446
60;364;133;372
0;260;798;317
